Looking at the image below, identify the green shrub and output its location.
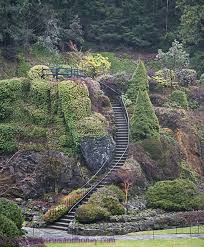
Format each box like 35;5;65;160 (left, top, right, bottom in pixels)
0;215;20;238
23;126;47;139
85;185;125;221
146;179;199;211
188;100;200;109
76;204;110;223
27;65;52;80
101;196;125;215
28;107;49;126
169;90;188;109
193;194;204;210
78;53;111;77
0;198;24;229
131;90;160;141
180;161;198;182
0;124;19;153
106;185;126;202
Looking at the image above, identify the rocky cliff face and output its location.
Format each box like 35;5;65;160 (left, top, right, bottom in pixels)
0;151;88;199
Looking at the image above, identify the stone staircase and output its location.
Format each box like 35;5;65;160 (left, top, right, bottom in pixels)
47;82;129;231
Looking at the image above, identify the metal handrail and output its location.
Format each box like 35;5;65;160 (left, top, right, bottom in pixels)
41;67;130;223
66;81;130;216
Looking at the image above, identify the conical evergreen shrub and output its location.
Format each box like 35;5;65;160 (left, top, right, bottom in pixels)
127;60;149;103
131;89;160;141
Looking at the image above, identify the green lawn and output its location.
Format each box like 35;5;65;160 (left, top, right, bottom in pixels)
128;226;204;235
46;239;204;247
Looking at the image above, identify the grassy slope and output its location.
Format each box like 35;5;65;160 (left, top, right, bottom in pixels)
46;239;204;247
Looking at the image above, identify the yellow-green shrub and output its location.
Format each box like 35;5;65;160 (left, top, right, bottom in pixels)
43;204;68;223
78;53;111;77
43;188;87;223
152;69;176;87
28;65;52;80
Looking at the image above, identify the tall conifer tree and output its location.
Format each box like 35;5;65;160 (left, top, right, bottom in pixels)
130;61;160;142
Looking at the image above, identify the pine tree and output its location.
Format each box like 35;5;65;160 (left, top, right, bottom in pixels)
127;60;149;103
131;90;160;142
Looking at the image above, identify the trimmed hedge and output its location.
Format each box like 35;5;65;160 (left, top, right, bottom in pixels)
0;214;20;238
146;179;201;211
30;80;50;110
0;78;30;121
0;198;24;229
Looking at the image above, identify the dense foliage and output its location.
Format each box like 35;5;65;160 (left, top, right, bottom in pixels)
0;198;24;230
0;215;20;238
0;1;203;74
146;179;204;211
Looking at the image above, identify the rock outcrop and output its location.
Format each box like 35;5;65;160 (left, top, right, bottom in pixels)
80;136;116;173
0;151;87;199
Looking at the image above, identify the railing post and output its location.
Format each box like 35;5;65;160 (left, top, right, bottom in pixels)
56;68;59;80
